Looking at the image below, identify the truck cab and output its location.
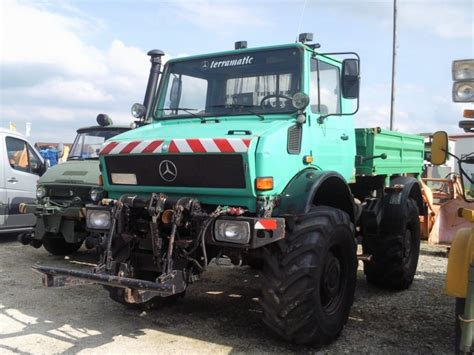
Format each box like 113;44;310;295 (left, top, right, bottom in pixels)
0;128;45;235
19;116;130;255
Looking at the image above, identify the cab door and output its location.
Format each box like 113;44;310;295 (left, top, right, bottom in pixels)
1;136;41;231
0;135;7;227
309;57;355;181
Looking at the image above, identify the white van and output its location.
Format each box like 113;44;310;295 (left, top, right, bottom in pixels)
0;128;46;235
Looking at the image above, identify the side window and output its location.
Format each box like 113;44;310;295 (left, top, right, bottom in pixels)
310;59;341;115
28;145;41;174
6;137;29;172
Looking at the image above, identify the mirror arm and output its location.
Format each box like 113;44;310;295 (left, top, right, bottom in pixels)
317;98;359;124
443;149;459;161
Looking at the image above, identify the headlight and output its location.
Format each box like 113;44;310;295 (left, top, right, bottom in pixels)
90;187;105;202
214;220;250;244
36;185;46;199
452;60;474;80
86;209;111;230
453;80;474;102
292;92;310;110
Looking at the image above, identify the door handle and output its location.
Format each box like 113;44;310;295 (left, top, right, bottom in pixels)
340;133;349;141
7;177;18;183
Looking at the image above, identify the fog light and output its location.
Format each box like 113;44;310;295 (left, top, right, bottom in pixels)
86;209;111;230
215;220;250;244
131;103;146;118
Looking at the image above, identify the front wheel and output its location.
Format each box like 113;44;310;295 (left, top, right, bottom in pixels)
260;206;357;345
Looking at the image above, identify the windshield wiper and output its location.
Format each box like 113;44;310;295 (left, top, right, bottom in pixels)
156;108;204;122
67;156;83;160
210;104;265;120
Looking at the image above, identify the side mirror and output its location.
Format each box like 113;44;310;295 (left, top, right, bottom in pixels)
34;162;47;176
57;143;64;159
169;77;182;110
341;59;360;99
430;131;449;165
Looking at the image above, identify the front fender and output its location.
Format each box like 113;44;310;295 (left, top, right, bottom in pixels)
445;227;474;298
274;169;355;223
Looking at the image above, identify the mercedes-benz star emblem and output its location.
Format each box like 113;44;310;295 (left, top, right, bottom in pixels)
159;160;178;182
201;60;209;70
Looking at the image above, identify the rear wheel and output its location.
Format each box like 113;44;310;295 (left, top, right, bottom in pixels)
261;206;357;345
42;234;83;255
363;198;420;290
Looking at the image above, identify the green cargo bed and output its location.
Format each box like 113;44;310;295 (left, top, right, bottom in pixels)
355;127;424;176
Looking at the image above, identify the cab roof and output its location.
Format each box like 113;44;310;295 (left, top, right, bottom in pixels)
166;42;310;65
76;125;130;134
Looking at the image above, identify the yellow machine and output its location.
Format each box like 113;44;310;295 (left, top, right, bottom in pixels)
435;58;474;353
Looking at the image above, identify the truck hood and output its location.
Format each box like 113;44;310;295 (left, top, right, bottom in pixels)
39;160;100;185
99;117;297;211
108;118;293;143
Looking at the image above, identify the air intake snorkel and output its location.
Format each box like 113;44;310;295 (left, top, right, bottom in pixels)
131;49;165;125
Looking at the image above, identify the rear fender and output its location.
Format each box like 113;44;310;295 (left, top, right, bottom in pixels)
275;169;355;224
390;176;424;215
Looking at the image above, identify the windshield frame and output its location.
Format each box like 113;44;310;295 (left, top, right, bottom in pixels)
68;127;129;160
153;45;305;121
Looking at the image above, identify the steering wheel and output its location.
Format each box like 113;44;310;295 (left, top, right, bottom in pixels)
260;94;292;108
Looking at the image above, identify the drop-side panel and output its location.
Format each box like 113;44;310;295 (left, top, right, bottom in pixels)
355;128;424;176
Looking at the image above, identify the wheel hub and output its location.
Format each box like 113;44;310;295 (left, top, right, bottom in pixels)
322;253;341;303
403;229;412;258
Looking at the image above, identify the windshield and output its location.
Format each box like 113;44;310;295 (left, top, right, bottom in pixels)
69;129;128;160
156;47;302;119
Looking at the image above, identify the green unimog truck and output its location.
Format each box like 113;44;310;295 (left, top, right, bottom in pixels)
19;115;130;255
34;35;425;346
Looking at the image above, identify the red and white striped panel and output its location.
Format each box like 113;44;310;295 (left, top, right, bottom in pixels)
254;219;277;230
100;140;164;155
168;138;250;153
100;138;251;155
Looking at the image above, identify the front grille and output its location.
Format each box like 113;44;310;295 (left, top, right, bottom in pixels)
105;154;246;188
47;185;91;202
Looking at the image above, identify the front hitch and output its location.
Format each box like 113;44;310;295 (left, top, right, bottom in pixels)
32;264;186;303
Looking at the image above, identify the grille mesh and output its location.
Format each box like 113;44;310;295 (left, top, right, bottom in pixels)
287;125;302;154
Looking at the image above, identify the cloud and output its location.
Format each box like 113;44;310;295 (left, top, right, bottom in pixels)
170;0;272;33
0;0;153;142
318;0;473;40
357;82;465;134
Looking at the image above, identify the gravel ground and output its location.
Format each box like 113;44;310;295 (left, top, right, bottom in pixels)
0;236;453;354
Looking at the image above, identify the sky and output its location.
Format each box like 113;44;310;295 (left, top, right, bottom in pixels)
0;0;473;143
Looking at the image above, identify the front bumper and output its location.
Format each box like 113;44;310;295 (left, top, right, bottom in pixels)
32;264;185;303
20;203;86;242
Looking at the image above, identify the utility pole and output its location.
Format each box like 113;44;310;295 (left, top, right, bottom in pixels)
390;0;397;130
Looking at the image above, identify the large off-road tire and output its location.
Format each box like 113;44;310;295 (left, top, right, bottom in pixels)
261;206;357;346
362;197;420;290
42;234;83;255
